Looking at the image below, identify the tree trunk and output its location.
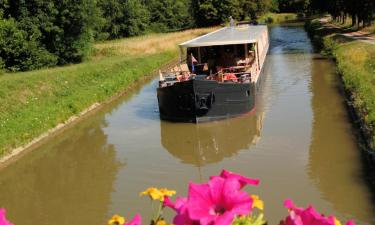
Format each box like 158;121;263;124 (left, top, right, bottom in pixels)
351;14;356;27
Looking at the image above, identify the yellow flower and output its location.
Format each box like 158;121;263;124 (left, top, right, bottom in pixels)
251;195;264;210
156;220;168;225
140;187;176;201
160;188;176;197
140;187;165;201
108;214;125;225
334;217;342;225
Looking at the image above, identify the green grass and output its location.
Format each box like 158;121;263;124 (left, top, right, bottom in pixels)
306;19;375;150
335;42;375;146
0;52;176;153
258;13;299;24
0;27;215;155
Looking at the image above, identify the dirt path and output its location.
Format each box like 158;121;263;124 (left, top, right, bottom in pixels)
319;17;375;45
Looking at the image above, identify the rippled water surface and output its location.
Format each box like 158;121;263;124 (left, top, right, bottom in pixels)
1;24;374;225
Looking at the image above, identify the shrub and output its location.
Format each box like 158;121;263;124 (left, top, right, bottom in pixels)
0;18;57;71
321;36;338;56
265;16;274;24
0;57;4;70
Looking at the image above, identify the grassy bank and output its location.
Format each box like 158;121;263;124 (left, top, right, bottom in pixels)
258;13;299;24
0;27;216;156
305;19;375;151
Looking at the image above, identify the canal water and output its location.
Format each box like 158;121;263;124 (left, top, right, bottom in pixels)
0;24;374;225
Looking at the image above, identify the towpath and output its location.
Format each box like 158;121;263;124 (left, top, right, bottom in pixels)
319;17;375;45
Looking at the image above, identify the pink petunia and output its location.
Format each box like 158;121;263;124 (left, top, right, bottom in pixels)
163;170;261;225
186;176;253;225
164;197;196;225
124;214;142;225
280;199;355;225
0;208;13;225
215;170;260;188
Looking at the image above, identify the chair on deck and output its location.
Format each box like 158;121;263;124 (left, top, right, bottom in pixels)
179;63;189;72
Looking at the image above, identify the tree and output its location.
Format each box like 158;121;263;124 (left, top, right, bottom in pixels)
97;0;124;39
122;0;150;36
0;18;57;71
51;0;101;64
145;0;192;32
191;0;273;26
310;0;374;27
0;0;101;69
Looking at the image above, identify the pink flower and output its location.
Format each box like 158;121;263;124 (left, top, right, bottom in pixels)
163;170;261;225
186;176;253;225
125;214;142;225
215;170;260;188
0;208;13;225
280;199;355;225
164;197;196;225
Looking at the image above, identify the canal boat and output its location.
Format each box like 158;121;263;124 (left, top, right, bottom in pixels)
157;24;269;122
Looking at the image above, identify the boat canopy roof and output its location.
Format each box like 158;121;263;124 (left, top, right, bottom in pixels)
179;25;267;48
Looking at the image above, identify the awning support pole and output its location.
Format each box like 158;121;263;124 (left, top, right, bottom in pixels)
198;47;201;63
179;47;183;64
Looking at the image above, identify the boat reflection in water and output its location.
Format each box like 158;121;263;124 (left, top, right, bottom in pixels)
160;112;264;166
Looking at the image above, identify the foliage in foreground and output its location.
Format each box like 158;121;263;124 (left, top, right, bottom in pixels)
0;171;358;225
104;170;355;225
306;19;375;150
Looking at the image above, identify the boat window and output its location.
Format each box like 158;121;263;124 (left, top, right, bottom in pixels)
235;44;245;58
224;45;234;54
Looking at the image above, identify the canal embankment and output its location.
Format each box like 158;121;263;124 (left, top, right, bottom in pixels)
305;18;375;157
0;28;215;161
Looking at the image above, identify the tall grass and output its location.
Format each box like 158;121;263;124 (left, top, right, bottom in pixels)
0;27;216;155
335;42;375;147
93;28;217;59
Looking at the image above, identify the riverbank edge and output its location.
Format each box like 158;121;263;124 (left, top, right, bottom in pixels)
304;19;375;162
0;58;178;168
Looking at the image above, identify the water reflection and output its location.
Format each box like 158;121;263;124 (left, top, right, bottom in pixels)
0;113;121;225
269;24;313;54
161;112;264;166
308;57;375;224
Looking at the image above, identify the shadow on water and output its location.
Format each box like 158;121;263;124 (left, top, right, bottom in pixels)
307;56;375;223
361;150;375;218
160;112;264;167
0;77;157;225
0;114;121;225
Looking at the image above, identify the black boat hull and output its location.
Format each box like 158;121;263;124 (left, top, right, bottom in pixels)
157;79;256;122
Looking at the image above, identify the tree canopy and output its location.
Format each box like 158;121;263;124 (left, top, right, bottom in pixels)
0;0;373;71
310;0;374;27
